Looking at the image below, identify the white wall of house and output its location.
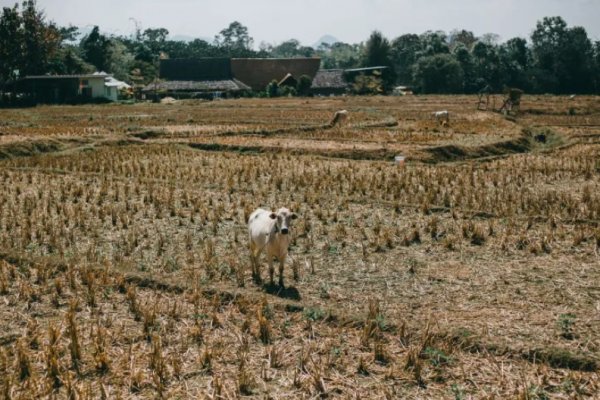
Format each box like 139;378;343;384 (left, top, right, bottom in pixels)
104;86;118;101
90;77;107;98
79;76;109;99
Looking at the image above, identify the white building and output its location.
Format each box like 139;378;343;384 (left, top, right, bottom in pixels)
20;72;131;103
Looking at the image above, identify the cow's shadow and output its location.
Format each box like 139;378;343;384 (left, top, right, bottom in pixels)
262;282;301;300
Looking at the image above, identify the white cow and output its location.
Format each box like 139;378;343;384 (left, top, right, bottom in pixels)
432;110;450;125
248;207;298;287
329;109;348;127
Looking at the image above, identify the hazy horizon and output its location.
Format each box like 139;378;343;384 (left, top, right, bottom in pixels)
2;0;599;46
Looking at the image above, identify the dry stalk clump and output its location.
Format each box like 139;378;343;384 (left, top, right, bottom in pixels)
45;323;63;388
16;339;33;381
199;344;213;372
149;333;169;390
237;358;256;396
93;324;110;374
361;299;385;347
66;300;82;372
257;308;272;345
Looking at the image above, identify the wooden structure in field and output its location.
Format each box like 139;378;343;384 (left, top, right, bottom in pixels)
477;85;492;110
499;87;523;115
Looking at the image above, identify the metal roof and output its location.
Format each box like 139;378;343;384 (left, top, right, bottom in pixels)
142;79;251;92
344;66;388;73
22;73;111;80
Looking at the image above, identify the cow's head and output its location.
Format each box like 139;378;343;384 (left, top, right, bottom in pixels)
269;207;297;235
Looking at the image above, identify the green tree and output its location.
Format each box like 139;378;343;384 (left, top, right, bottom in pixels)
530;16;567;92
412;53;463;93
266;79;279;97
142;28;169;52
418;31;449;57
561;26;595;93
108;39;134;81
296;74;312;96
268;39;315;58
449;29;476;50
162;39;189;58
499;37;531;90
390;34;421;85
531;16;596;93
21;0;62;75
0;0;66;84
60;46;93;74
316;42;362;69
472;41;502;90
0;5;23;84
81;26;112;71
453;44;477;93
363;31;396;89
214;21;254;57
594;41;600;92
531;16;567;71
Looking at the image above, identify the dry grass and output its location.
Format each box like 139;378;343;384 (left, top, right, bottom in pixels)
0;95;599;398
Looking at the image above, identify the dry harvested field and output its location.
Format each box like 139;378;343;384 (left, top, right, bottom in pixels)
0;95;599;399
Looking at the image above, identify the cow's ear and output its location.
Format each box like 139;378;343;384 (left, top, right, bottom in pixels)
291;213;298;220
269;212;277;219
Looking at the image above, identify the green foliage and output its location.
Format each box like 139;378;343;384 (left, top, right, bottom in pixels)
81;26;112;71
279;85;297;97
412;53;464;93
451;384;465;400
214;21;254;57
316;42;362;69
0;0;65;82
266;80;279;98
303;307;326;322
530;16;597;93
352;74;383;95
362;31;396;90
1;4;599;97
390;34;421;84
296;75;312;96
266;39;315;58
449;29;476;50
558;313;576;340
424;347;452;367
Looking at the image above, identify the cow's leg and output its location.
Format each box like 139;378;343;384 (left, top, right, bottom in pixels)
250;242;262;284
278;259;285;288
268;257;275;286
249;242;256;280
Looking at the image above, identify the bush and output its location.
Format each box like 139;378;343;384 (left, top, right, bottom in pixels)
352;74;383;95
266;80;279;98
296;75;312;96
280;86;297;97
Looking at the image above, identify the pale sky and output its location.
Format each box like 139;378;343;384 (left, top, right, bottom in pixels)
4;0;600;46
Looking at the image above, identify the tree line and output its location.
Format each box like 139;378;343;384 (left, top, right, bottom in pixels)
1;0;599;94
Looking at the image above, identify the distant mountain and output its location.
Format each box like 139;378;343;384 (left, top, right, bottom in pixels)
312;34;341;48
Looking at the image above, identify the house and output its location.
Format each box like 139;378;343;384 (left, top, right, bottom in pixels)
230;58;321;91
104;76;132;101
145;58;248;99
142;79;250;100
310;67;391;96
148;58;391;98
17;72;127;104
148;57;321;98
310;69;348;96
159;58;232;81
